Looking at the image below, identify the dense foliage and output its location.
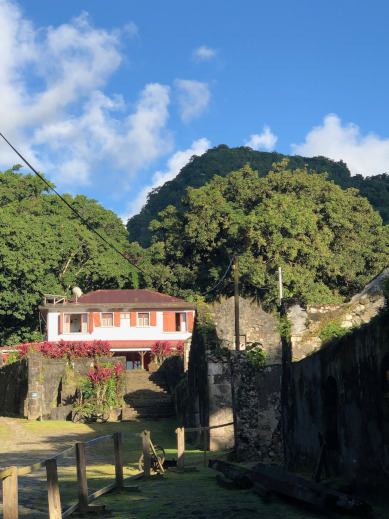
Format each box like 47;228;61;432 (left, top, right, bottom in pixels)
0;166;137;345
127;145;389;247
139;161;389;308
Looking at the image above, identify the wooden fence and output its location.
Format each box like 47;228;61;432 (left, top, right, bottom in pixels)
175;422;234;470
0;430;153;519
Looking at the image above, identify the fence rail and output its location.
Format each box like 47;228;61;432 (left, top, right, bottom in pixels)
1;431;149;519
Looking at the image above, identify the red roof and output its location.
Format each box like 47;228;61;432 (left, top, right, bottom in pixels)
75;289;187;305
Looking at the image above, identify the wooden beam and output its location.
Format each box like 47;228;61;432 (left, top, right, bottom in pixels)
46;459;62;519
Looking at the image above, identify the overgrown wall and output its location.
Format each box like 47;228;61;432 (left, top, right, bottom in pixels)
230;352;283;461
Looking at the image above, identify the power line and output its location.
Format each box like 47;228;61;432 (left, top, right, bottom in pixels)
0;133;146;276
201;254;234;296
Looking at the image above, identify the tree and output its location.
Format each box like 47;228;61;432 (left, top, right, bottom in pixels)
145;161;389;308
0;167;138;345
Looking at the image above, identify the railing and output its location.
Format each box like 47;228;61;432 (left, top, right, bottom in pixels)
44;294;68;305
175;422;234;470
0;430;154;519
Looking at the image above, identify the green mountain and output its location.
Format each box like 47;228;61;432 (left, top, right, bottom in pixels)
127;145;389;247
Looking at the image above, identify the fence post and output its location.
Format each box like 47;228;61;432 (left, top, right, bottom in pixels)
142;431;151;480
176;427;185;471
46;459;62;519
203;428;208;468
113;432;124;489
75;442;89;512
3;466;18;519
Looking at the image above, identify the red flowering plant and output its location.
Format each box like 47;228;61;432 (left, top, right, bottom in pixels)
78;362;125;409
5;340;112;364
151;340;184;365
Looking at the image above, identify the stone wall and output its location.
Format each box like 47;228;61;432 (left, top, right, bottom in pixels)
283;317;389;490
0;358;28;416
187;299;283;455
212;297;282;363
207;353;234;450
286;294;386;361
0;355;125;420
230;351;283;461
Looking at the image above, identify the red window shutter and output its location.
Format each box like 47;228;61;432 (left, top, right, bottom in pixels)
150;312;157;326
163;312;176;332
130;312;137;326
59;313;63;334
94;313;101;327
114;312;120;327
89;313;94;333
188;311;194;332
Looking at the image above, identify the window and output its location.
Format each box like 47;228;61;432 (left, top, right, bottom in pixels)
120;313;130;319
64;313;88;333
101;313;113;327
137;312;150;327
175;312;187;332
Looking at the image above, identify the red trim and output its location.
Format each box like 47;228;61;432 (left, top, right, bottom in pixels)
150;311;157;326
130;312;136;326
188;311;194;332
163;312;176;332
59;313;63;334
89;313;94;333
94;313;101;327
114;312;120;327
109;340;182;350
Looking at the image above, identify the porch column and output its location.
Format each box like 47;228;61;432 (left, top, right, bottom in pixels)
139;351;146;370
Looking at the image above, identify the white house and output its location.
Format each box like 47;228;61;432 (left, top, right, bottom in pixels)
40;289;195;370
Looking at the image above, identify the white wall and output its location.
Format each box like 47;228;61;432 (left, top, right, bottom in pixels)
46;309;193;343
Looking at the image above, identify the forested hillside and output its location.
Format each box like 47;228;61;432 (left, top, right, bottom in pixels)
0;166;137;345
127;145;389;247
135;161;389;308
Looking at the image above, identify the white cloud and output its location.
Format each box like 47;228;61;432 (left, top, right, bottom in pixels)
123;21;139;38
174;79;210;123
192;45;217;61
120;137;211;222
292;114;389;176
245;125;278;151
0;1;173;191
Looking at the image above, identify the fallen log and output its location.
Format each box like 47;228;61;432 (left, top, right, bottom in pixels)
209;460;372;516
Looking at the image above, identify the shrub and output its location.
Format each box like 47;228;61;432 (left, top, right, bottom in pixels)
318;319;348;344
79;362;125;407
246;342;267;368
152;340;185;364
6;340;112;362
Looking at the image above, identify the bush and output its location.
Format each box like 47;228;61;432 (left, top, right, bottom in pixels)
246;342;267;368
5;340;112;362
78;362;125;408
151;340;185;365
318;320;348;344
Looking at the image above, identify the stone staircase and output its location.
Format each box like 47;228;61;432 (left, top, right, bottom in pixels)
122;370;175;420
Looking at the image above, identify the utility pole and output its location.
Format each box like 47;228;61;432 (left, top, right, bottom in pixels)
278;266;283;307
233;253;240;351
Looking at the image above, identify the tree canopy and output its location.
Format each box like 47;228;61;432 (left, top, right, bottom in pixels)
127;145;389;247
0;166;137;345
139;161;389;308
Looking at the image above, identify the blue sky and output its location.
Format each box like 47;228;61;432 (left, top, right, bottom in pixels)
1;0;389;223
